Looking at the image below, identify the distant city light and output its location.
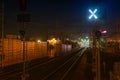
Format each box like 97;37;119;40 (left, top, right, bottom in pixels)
89;9;98;19
86;36;88;39
49;38;57;45
80;38;90;47
66;38;69;41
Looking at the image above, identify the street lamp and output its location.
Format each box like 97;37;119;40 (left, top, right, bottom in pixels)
47;38;57;57
49;38;57;45
37;40;41;43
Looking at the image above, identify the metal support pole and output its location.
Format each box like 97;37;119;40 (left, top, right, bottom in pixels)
1;0;4;70
22;38;26;80
20;22;27;80
96;38;101;80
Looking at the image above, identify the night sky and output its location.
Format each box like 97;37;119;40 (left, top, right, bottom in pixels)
1;0;120;39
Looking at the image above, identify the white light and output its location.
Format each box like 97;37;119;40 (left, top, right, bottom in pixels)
81;39;84;42
86;36;88;39
89;9;98;19
80;38;90;47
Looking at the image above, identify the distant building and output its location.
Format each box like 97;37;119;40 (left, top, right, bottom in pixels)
6;34;18;39
112;21;120;40
105;21;120;54
106;21;120;42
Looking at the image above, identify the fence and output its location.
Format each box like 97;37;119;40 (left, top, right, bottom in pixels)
0;38;72;66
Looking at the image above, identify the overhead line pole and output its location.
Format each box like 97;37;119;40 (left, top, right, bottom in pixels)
1;0;5;69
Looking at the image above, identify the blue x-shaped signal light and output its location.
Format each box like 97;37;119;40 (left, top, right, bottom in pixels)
89;9;98;19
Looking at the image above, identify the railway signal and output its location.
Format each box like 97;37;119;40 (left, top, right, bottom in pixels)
19;0;27;11
89;9;98;19
95;30;101;38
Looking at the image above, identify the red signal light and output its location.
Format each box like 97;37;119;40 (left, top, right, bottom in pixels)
101;30;107;33
19;0;27;11
21;0;25;5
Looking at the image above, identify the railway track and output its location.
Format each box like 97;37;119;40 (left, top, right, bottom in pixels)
0;57;56;80
0;48;85;80
41;48;86;80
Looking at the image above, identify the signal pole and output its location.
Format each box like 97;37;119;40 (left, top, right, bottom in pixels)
0;0;4;72
17;0;30;80
95;30;101;80
88;8;101;80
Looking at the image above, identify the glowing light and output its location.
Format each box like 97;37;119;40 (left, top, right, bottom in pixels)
37;40;41;43
89;9;98;19
49;38;57;45
86;36;88;39
101;30;107;33
80;38;90;47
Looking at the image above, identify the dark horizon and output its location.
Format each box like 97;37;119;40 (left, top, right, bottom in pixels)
1;0;120;39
